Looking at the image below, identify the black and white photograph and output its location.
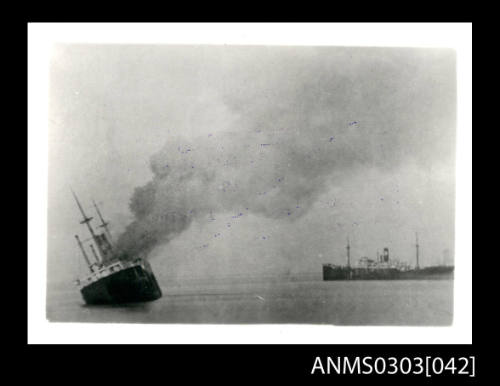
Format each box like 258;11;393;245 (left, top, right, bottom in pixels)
28;24;471;342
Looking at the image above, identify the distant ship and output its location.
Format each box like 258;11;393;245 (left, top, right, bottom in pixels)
322;235;454;281
72;191;162;305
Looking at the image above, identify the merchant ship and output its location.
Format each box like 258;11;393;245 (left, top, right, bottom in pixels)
322;235;454;281
72;190;162;305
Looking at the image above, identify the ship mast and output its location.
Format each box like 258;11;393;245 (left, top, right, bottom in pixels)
72;189;106;261
75;235;93;272
346;237;351;268
415;232;420;270
93;199;113;243
89;244;102;264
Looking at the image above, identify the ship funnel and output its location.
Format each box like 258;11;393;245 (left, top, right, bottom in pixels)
383;247;389;263
93;199;113;243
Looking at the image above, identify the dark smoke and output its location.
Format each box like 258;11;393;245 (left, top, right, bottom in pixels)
114;128;335;258
113;47;455;260
114;123;399;259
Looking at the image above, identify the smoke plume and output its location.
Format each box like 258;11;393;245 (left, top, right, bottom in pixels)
115;127;337;258
112;47;455;260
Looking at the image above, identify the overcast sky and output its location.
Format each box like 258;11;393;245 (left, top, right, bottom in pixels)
47;45;455;284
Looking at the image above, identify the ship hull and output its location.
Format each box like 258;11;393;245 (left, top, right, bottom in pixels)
322;265;454;281
80;265;162;305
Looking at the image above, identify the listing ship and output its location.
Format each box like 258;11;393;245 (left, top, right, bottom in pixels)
72;191;162;305
322;235;454;281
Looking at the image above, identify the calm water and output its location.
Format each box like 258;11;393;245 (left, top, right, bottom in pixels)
46;278;453;325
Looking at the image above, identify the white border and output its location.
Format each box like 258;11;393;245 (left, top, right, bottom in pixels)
28;23;472;344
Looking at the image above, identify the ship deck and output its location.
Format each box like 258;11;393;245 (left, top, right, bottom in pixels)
76;259;144;289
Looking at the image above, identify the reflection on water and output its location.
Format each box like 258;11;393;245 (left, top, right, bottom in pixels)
47;278;453;325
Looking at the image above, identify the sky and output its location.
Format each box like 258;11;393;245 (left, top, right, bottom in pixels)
47;44;456;285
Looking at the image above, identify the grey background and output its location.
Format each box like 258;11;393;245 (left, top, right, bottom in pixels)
48;45;455;285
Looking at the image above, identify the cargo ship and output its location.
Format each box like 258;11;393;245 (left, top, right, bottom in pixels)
72;190;162;305
322;235;454;281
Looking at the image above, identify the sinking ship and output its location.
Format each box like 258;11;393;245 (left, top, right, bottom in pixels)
72;191;162;305
322;235;454;281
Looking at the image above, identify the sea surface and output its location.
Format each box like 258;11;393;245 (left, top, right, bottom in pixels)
46;276;453;325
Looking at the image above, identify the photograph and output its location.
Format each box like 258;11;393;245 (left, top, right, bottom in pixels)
45;42;457;326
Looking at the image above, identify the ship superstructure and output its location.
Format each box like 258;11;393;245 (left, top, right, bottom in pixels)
72;191;162;304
